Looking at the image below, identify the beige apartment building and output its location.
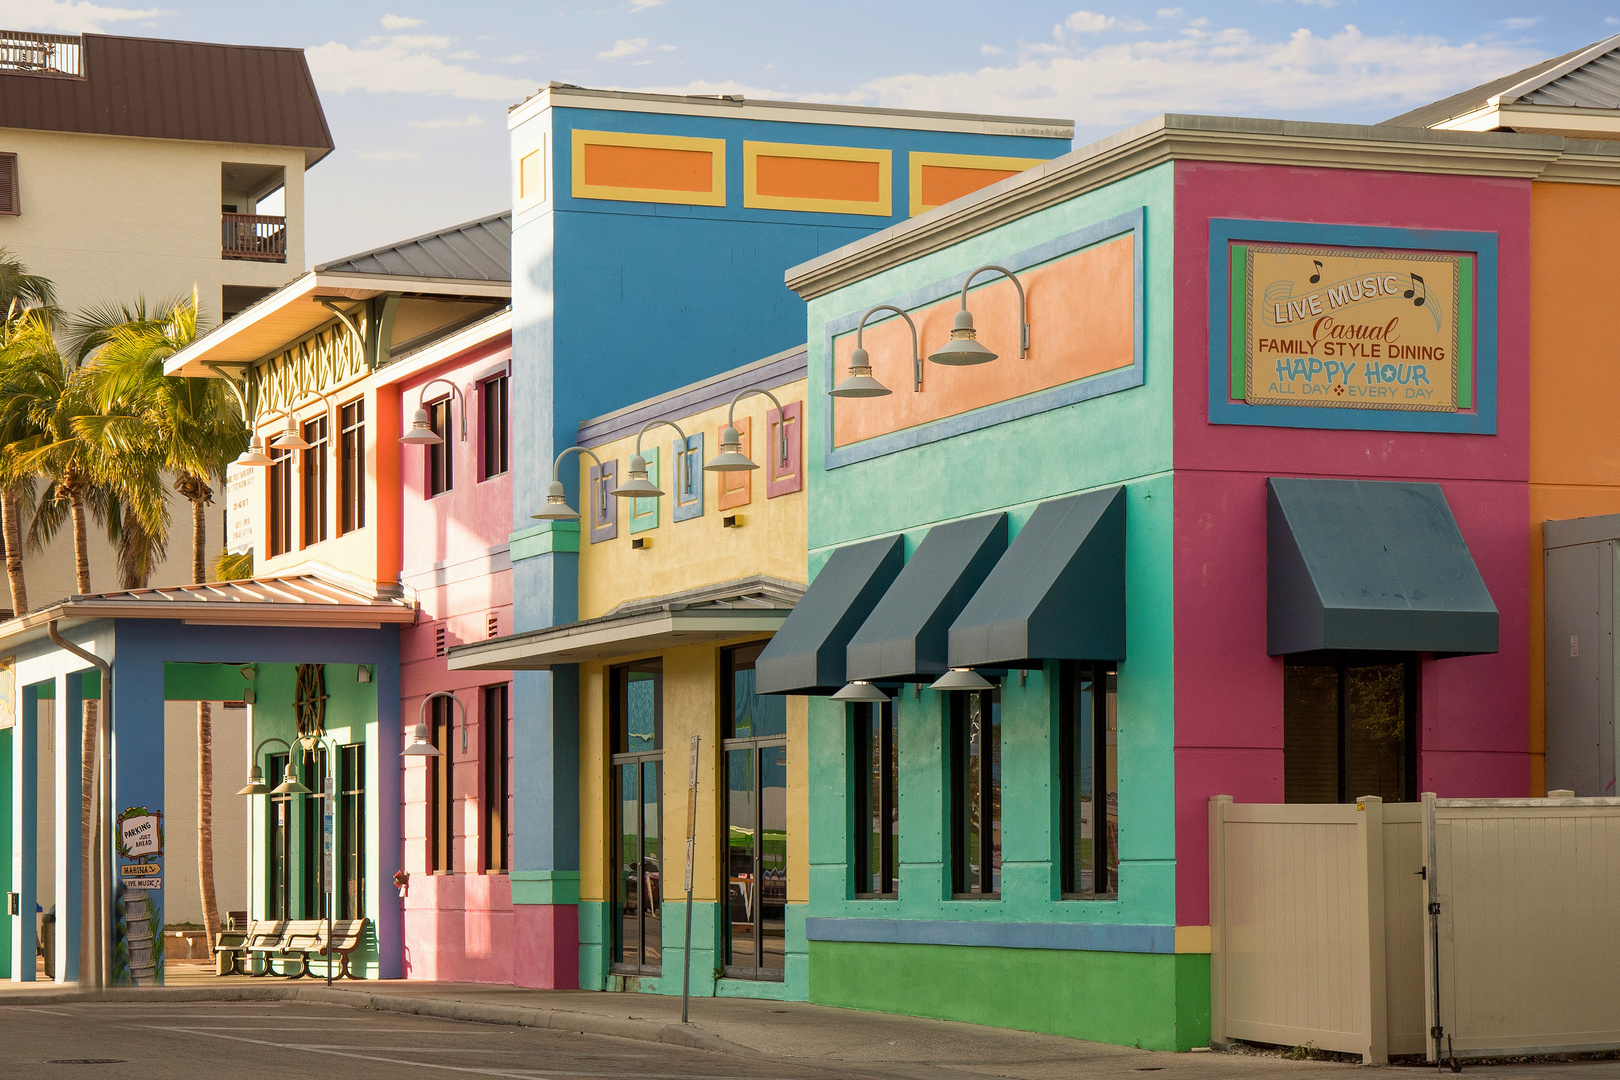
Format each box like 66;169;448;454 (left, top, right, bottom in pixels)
0;28;333;605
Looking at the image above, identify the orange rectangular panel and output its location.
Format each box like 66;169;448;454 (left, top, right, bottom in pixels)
756;156;880;203
831;234;1135;447
570;130;726;206
718;416;752;510
744;142;891;216
920;165;1021;210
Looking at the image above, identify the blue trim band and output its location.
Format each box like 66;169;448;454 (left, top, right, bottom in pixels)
804;916;1174;954
1207;218;1498;434
822;207;1146;470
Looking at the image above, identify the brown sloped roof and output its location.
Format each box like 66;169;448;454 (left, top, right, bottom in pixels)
0;32;334;165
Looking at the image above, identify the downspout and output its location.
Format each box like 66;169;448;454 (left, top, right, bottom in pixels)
47;621;111;990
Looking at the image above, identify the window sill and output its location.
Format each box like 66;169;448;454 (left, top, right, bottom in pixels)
720;967;785;983
852;894;897;901
1059;894;1119;902
949;894;1001;901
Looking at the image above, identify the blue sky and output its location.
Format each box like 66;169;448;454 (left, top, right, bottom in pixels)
9;0;1619;264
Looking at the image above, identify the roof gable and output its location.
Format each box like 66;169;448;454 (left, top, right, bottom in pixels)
314;211;512;282
1384;36;1620;130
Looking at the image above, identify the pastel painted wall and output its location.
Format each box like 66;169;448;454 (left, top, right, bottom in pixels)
1170;160;1533;927
1526;182;1620;797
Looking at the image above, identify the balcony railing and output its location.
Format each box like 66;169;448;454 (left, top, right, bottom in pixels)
0;30;82;77
222;213;287;263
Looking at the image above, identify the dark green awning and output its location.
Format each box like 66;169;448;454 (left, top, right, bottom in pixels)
845;513;1007;683
756;535;904;695
948;488;1126;668
1267;477;1498;656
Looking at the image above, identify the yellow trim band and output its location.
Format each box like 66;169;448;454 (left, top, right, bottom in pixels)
571;129;727;207
743;141;892;217
908;150;1043;216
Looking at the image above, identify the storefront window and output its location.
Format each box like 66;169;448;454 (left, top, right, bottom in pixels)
611;660;663;974
339;743;365;920
950;688;1000;898
299;747;328;918
1284;654;1416;804
267;751;290;919
722;642;787;981
851;700;897;898
1060;662;1118;898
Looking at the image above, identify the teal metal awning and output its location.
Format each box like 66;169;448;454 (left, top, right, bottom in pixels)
756;535;904;695
948;488;1126;668
1267;477;1498;656
845;513;1007;683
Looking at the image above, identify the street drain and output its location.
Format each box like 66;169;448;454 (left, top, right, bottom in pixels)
48;1060;126;1066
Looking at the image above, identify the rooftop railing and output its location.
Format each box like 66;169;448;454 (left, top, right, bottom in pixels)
0;30;82;77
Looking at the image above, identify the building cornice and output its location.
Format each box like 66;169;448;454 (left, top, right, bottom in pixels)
785;113;1620;300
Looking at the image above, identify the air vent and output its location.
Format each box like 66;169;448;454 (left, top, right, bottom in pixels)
486;611;499;639
435;624;447;658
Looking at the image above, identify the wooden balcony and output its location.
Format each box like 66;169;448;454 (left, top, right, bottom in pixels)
0;30;82;77
222;212;287;263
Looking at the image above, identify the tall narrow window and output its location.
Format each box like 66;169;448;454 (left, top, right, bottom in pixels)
339;742;365;919
301;414;329;547
267;445;292;557
299;748;328;918
1284;654;1417;804
481;374;509;480
721;642;788;981
426;397;453;497
267;751;291;919
851;700;898;899
482;683;510;874
950;687;1001;898
428;696;453;873
610;660;663;974
339;399;366;533
1060;662;1119;898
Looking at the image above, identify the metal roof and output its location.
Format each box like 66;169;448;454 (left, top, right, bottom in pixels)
0;31;334;165
314;211;512;282
1383;36;1620;128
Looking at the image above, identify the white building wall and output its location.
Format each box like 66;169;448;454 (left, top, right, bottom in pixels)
161;700;248;926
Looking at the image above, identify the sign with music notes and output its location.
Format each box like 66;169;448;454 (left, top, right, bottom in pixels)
1233;243;1472;413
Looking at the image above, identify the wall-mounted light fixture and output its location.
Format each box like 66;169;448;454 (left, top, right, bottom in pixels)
532;445;606;521
705;388;791;472
929;667;993;691
830;305;921;399
403;690;465;757
929;264;1029;367
233;435;273;468
269;388;332;451
400;378;467;446
830;680;889;702
237;736;295;796
612;419;690;500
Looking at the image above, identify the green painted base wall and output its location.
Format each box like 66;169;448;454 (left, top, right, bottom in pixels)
810;941;1209;1051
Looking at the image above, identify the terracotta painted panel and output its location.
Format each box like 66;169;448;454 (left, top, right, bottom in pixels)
831;233;1134;447
757;155;879;203
586;144;712;192
920;165;1020;209
570;130;725;206
718;416;752;510
743;142;891;215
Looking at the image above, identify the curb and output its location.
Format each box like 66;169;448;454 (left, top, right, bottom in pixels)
0;984;751;1056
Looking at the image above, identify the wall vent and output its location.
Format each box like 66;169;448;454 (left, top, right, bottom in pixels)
435;623;447;658
487;611;499;639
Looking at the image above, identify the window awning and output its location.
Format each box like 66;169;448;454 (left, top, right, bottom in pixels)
948;487;1126;668
1267;477;1498;656
845;513;1007;683
756;535;905;695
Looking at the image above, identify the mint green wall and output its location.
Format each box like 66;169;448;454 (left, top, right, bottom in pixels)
580;898;810;1000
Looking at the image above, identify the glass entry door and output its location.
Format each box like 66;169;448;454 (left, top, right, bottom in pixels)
267;752;291;919
611;661;663;974
722;643;787;981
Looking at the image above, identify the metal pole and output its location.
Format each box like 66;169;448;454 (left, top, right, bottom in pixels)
681;735;699;1024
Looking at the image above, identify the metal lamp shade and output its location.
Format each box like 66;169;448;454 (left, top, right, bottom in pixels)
828;347;892;398
928;310;998;366
400;407;443;446
929;667;994;691
236;766;268;796
269;765;312;795
233;436;272;467
401;722;442;758
704;426;758;472
531;482;579;521
612;454;663;498
271;420;312;451
830;680;890;702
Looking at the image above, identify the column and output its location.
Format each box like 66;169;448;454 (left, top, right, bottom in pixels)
8;685;38;980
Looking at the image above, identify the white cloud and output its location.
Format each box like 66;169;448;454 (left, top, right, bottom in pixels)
3;0;172;32
306;37;533;101
380;13;423;29
1061;10;1149;34
839;24;1542;130
372;33;452;50
1156;7;1184;18
598;37;650;60
1296;0;1339;7
981;44;1004;55
629;0;665;8
1497;16;1542;29
1609;16;1620;26
409;112;485;129
356;150;422;161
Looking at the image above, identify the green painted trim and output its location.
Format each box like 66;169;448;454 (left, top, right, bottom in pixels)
1457;255;1474;410
164;662;256;702
630;446;660;533
511;870;581;905
809;940;1210;1051
1229;244;1247;401
511;521;580;560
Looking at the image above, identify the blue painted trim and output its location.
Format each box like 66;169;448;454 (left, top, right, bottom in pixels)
1206;218;1499;434
804;916;1174;954
822;208;1146;470
673;433;704;522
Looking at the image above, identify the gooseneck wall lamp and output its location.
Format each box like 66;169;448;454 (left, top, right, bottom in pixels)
532;445;606;522
928;264;1029;367
237;737;299;796
830;306;921;399
269;389;332;452
401;378;467;447
404;690;464;757
830;680;890;702
612;419;690;500
705;388;790;473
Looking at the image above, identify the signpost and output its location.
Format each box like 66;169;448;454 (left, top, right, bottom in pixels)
323;768;336;988
681;735;699;1024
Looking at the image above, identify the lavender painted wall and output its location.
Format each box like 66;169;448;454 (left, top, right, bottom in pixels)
1171;161;1533;925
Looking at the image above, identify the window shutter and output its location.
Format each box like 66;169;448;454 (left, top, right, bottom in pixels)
0;153;17;216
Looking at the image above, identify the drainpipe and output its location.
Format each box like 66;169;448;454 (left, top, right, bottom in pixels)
47;622;111;990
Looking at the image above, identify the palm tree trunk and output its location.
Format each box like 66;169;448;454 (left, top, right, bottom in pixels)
197;700;219;949
67;481;90;596
191;491;206;586
1;487;26;615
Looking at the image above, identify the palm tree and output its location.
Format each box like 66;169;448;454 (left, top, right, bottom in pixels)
0;245;56;318
78;294;246;950
0;311;41;615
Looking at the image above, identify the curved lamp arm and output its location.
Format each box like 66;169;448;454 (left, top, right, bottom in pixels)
725;387;790;466
856;305;923;392
959;265;1029;357
417;378;467;441
555;445;606;518
417;689;469;752
635;419;690;495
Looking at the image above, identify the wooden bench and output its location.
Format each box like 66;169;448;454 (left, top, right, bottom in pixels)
238;918;369;979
